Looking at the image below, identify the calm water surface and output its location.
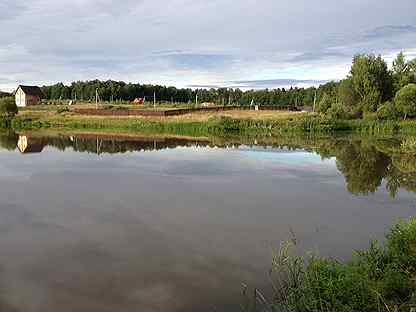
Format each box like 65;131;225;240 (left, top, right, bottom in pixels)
0;132;414;311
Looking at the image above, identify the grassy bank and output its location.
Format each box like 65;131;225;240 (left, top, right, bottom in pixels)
246;218;416;312
4;109;416;137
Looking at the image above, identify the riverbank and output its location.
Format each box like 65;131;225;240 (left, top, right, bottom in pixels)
259;218;416;312
5;109;416;137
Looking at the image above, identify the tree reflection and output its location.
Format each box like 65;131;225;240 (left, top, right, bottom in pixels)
0;131;18;151
334;140;391;195
0;131;415;197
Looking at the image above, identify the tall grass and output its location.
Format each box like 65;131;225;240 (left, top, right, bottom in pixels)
244;218;416;312
4;113;416;137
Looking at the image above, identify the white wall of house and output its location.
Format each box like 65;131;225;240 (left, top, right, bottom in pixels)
15;87;26;107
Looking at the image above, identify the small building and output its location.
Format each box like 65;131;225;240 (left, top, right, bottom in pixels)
15;85;43;107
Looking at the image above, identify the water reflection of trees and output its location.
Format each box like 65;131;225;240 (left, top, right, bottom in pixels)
0;131;415;197
316;137;416;197
0;131;18;151
333;141;391;195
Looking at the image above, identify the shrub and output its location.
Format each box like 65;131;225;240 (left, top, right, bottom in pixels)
317;93;332;114
363;111;378;121
269;218;416;312
401;137;416;153
377;101;398;120
386;218;416;271
395;84;416;119
0;97;18;116
57;107;71;114
327;102;348;119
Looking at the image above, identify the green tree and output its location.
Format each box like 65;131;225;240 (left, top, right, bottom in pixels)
0;97;18;116
395;84;416;119
338;78;357;112
317;92;332;113
350;54;393;113
392;52;414;93
377;101;398;120
327;102;347;119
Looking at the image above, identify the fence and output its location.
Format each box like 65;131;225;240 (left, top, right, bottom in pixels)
74;105;299;117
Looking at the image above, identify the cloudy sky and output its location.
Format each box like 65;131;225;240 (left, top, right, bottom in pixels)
0;0;415;91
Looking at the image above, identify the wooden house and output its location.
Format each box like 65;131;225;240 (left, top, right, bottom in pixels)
15;85;43;107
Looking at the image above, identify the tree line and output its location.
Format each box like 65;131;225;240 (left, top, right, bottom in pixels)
0;91;11;98
16;51;416;119
41;80;319;108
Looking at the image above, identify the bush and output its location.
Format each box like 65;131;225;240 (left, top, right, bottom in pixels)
395;84;416;119
269;218;416;312
0;97;18;116
363;111;378;121
327;102;348;119
317;93;332;114
57;107;71;114
377;101;398;120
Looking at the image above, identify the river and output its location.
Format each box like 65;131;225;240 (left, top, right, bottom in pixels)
0;131;414;311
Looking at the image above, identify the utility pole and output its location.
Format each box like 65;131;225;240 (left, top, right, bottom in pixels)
153;91;156;108
195;93;198;107
95;88;98;109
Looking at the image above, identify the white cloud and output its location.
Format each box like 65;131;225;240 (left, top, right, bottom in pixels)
0;0;415;91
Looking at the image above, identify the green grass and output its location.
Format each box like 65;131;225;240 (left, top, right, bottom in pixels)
5;111;416;137
247;218;416;312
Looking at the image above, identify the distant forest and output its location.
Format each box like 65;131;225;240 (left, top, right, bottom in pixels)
40;80;319;107
39;52;416;116
0;91;11;98
1;52;414;116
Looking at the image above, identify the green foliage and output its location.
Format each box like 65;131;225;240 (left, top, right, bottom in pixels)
395;84;416;119
0;91;11;98
393;52;416;93
32;52;416;121
386;218;416;271
0;130;18;150
350;54;393;113
41;80;320;108
270;218;416;312
327;102;348;119
401;137;416;153
0;97;18;116
377;101;398;120
317;93;332;113
338;78;357;111
57;107;71;114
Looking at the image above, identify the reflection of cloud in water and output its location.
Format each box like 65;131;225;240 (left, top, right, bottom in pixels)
157;148;338;180
0;134;414;311
0;198;256;312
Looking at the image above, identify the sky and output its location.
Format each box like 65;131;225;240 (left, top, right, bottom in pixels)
0;0;415;91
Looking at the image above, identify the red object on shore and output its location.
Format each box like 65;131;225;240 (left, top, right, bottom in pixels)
132;98;145;104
